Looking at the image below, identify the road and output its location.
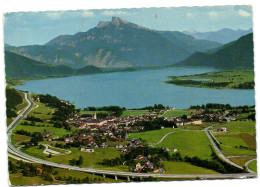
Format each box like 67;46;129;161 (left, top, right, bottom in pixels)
7;93;257;180
245;159;257;173
149;131;176;146
203;126;245;170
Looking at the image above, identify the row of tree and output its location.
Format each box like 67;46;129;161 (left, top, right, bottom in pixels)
133;117;177;131
132;104;169;111
83;105;126;117
190;103;254;110
37;94;79;122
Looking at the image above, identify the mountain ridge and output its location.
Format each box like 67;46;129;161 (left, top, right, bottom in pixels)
183;28;252;44
6;17;224;68
177;33;254;70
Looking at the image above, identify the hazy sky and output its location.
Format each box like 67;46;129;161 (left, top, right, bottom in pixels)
4;5;253;46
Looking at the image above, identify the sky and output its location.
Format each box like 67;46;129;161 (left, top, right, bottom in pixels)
4;5;253;47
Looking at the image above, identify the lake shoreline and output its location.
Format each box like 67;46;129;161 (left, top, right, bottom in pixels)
14;67;255;109
165;70;254;90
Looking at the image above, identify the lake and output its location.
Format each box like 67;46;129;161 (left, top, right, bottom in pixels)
16;67;255;109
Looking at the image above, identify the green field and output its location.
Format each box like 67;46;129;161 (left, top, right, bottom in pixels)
212;121;256;135
22;147;129;171
212;121;256;156
14;121;71;138
121;110;150;117
128;128;181;144
29;101;54;121
155;131;213;159
162;109;192;117
166;70;254;89
220;144;256;156
248;160;257;172
129;128;213;160
216;135;248;147
163;161;219;174
9;172;53;186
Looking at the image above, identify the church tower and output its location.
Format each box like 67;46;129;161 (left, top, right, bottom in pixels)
93;112;97;119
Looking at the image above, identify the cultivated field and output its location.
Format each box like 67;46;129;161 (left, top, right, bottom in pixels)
211;121;256;156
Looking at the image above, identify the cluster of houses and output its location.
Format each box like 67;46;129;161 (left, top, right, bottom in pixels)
68;112;158;130
134;154;163;173
164;116;203;126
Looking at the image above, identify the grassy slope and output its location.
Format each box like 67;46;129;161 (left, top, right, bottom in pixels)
154;131;213;159
129;129;213;160
163;161;219;174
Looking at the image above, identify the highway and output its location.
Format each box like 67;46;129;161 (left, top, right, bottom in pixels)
7;93;257;180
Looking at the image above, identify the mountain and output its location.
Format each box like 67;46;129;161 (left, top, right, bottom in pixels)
157;31;221;53
5;45;80;67
5;51;101;79
183;28;252;44
177;33;254;70
6;17;221;68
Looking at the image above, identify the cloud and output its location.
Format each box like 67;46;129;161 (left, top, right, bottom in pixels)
46;12;64;20
209;11;219;19
238;9;251;17
79;10;95;17
186;13;193;18
101;10;128;16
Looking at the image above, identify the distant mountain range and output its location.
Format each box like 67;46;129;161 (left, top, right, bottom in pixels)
177;33;254;69
5;51;102;79
183;28;252;44
5;17;222;68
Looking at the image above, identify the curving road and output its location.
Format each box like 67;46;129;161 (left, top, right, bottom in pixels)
149;131;176;146
7;93;257;180
244;159;257;173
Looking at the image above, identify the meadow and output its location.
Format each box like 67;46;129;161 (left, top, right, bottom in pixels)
22;147;129;172
129;128;213;160
154;131;213;159
121;110;150;117
128;128;181;144
161;109;192;117
163;161;219;174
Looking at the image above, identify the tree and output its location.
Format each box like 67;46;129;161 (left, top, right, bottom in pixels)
78;155;83;166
